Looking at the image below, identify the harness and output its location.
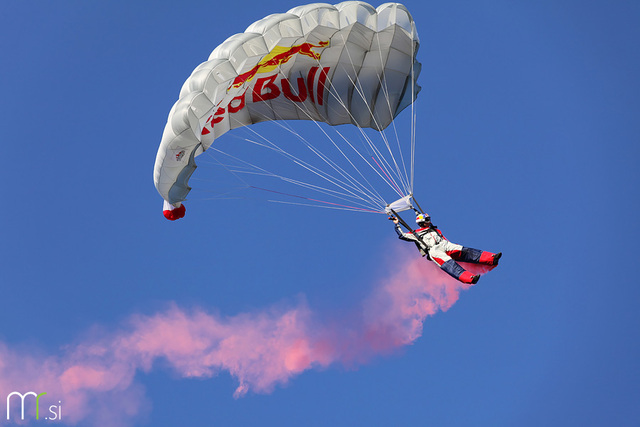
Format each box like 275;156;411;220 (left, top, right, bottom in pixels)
413;226;444;256
391;209;442;260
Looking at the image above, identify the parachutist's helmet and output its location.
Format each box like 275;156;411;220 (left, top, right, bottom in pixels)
416;213;431;226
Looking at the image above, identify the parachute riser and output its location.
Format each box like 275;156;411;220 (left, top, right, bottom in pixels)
390;207;430;259
389;208;414;233
410;194;426;216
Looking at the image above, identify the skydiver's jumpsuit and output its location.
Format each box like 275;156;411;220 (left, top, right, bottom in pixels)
394;224;498;284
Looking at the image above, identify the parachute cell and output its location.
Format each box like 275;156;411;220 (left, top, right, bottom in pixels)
154;1;421;213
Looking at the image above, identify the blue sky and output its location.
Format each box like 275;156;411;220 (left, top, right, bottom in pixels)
1;1;639;426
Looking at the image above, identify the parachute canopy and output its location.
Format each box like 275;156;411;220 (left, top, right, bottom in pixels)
154;2;421;217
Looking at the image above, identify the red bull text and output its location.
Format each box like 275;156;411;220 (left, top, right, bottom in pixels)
202;65;330;136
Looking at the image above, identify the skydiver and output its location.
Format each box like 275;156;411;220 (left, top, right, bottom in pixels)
391;213;501;284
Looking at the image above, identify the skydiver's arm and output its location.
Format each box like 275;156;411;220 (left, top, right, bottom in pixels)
391;217;427;256
392;219;416;242
398;227;416;241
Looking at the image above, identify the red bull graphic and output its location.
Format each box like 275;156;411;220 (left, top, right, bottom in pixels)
229;41;329;90
201;65;331;136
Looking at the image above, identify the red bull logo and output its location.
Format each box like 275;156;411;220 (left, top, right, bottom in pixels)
229;41;329;90
201;65;331;136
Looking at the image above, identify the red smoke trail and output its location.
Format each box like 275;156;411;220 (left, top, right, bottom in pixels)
0;247;490;425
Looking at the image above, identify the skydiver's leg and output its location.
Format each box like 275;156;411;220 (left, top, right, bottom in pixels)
478;250;501;265
441;260;479;284
429;245;479;284
442;241;500;265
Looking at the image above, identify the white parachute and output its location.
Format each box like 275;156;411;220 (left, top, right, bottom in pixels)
154;2;421;220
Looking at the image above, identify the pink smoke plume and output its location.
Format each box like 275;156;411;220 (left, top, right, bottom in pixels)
0;248;494;426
